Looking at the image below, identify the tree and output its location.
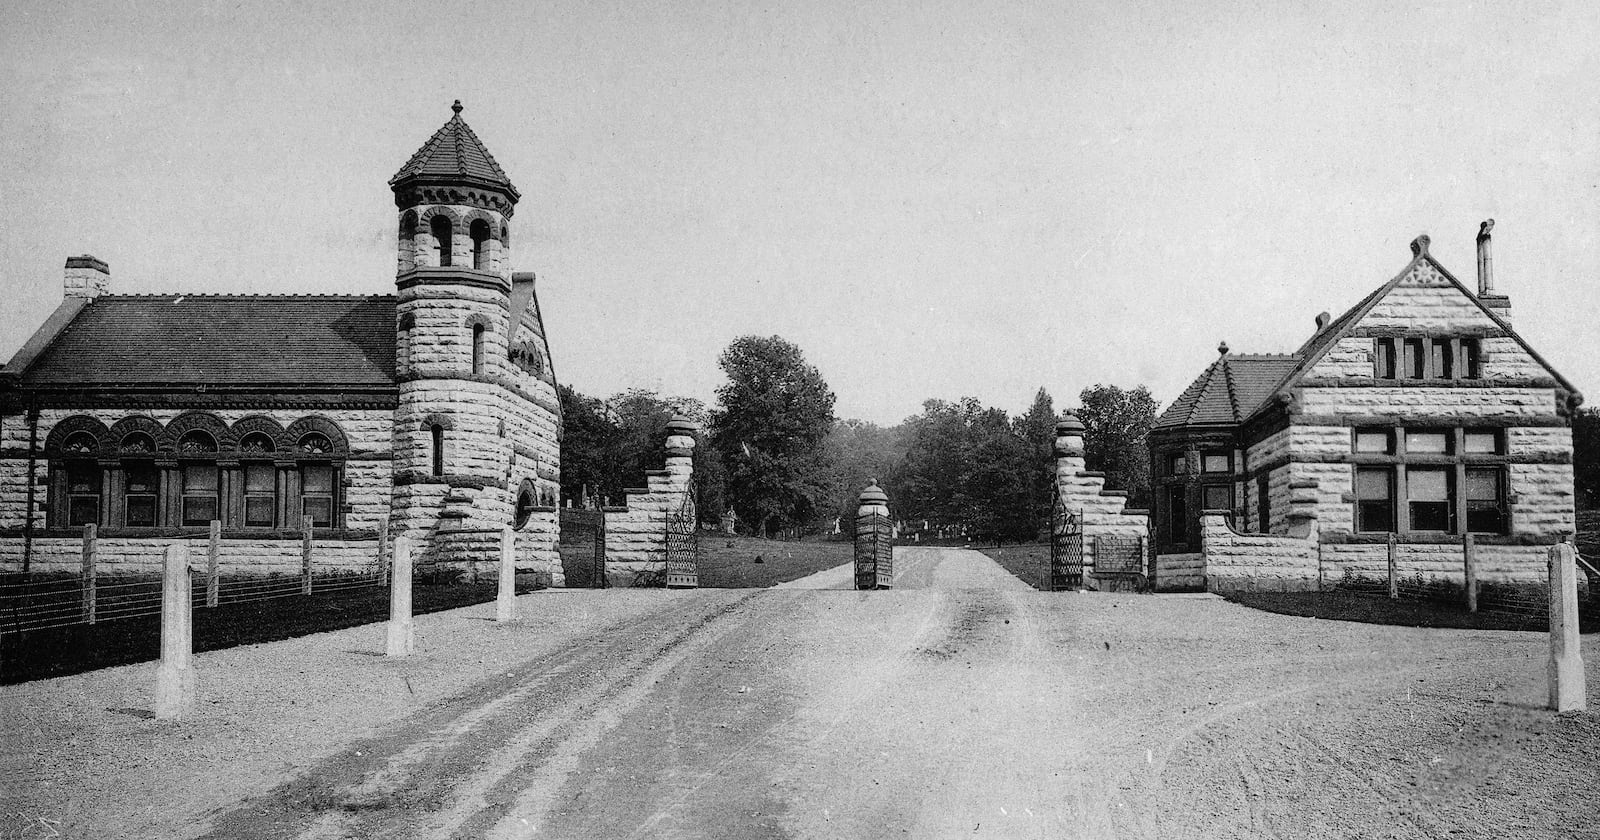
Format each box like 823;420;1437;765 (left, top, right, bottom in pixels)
709;336;838;538
1075;384;1159;508
557;384;621;505
823;418;908;537
557;385;711;509
1014;387;1058;531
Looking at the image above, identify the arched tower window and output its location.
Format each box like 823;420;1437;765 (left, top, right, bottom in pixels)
431;215;453;267
398;211;419;273
472;323;486;374
431;424;445;476
470;219;492;270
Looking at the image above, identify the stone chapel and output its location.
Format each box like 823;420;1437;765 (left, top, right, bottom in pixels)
0;103;564;582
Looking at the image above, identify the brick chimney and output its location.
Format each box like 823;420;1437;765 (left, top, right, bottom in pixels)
1476;220;1510;320
63;255;109;299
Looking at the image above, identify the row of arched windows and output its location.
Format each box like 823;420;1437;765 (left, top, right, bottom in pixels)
397;312;546;382
399;209;506;272
45;413;350;532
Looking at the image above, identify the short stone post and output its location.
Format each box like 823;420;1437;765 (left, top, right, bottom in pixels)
496;527;517;623
206;520;221;608
1387;533;1399;599
1463;533;1478;613
154;544;195;720
386;536;414;657
855;482;893;590
301;516;314;596
1548;543;1586;712
81;524;96;624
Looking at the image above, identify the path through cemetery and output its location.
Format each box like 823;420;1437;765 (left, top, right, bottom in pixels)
6;547;1598;839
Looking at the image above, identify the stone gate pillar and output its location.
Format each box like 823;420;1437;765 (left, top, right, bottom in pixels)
855;482;893;590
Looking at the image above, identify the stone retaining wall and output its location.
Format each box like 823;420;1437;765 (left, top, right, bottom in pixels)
1200;512;1320;592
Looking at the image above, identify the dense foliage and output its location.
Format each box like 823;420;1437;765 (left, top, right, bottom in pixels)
708;336;839;538
1075;384;1159;508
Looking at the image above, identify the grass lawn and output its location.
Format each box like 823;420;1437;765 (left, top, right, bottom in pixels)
978;544;1051;591
0;581;541;685
1224;589;1598;633
693;534;852;588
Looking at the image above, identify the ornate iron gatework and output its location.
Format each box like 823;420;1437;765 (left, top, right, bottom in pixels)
1092;534;1148;593
663;476;699;588
1048;483;1084;591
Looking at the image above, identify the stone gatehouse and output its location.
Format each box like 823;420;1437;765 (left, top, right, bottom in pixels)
0;103;563;581
1150;223;1580;591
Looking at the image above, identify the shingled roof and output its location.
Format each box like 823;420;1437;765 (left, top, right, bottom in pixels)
389;101;519;201
10;295;397;388
1154;352;1300;429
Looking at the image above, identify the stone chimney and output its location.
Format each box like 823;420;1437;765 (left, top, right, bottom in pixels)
63;255;109;299
1476;220;1511;319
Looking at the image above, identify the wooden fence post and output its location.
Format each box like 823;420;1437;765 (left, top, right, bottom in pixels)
154;543;195;720
386;536;413;656
1387;533;1399;599
206;520;221;608
497;527;517;623
377;518;390;585
81;523;96;624
301;516;313;596
1463;533;1478;613
1548;542;1586;712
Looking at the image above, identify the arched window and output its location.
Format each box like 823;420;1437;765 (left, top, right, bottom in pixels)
296;433;336;528
470;219;492;270
119;429;158;526
241;432;277;528
65;460;101;526
177;430;219;526
514;484;536;528
431;424;445;476
431;215;453;267
398;211;418;272
472;323;486;374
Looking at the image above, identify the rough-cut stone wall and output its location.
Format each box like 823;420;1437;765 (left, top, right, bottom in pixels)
1053;419;1150;585
1200;512;1320;592
0;407;392;535
1155;552;1204;590
5;534;383;575
602;434;695;588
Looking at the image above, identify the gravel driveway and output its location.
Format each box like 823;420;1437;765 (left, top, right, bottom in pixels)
3;547;1596;839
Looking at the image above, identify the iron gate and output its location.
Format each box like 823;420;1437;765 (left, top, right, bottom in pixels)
558;506;607;588
1093;534;1148;593
1048;484;1084;591
664;477;699;588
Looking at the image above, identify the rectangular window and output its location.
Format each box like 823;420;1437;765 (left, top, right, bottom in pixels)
1203;484;1232;512
1257;473;1271;533
1464;429;1500;455
1430;339;1453;379
1404;338;1426;379
1374;338;1397;379
182;465;219;526
1166;486;1188;546
125;464;158;527
1462;339;1481;379
1201;452;1231;473
1405;430;1451;455
1355;467;1394;533
1407;467;1453;532
301;464;334;528
1465;468;1506;534
244;464;276;527
66;463;100;527
1166;453;1187;475
1354;429;1393;454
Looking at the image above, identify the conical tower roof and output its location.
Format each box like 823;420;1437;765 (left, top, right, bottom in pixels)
390;100;520;209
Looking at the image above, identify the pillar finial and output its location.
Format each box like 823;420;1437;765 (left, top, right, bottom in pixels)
451;99;463;115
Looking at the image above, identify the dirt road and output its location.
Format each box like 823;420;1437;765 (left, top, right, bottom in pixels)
8;547;1598;839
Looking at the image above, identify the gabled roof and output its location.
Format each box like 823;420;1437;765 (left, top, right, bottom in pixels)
390;101;519;201
1244;235;1578;422
7;295;397;389
1154;352;1300;429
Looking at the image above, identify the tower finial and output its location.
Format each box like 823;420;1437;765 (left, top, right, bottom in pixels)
1218;341;1230;355
451;99;463;115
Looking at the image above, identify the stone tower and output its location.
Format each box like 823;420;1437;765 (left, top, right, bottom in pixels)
389;101;560;578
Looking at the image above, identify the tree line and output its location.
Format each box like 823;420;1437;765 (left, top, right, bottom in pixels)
558;334;1162;542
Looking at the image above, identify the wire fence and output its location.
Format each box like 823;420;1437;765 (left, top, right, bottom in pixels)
0;521;389;636
1330;543;1598;630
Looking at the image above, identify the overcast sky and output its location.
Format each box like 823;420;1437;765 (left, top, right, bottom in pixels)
2;1;1596;426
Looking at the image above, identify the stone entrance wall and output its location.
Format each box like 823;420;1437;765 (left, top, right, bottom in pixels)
1052;416;1151;587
